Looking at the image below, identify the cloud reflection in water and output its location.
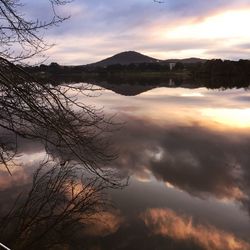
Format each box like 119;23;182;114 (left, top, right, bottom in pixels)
141;208;250;250
1;86;250;248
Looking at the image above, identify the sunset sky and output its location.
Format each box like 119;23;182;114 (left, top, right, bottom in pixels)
24;0;250;65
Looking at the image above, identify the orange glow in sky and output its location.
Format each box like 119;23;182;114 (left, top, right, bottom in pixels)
39;3;250;64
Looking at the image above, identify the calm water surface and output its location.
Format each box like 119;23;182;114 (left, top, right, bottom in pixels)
84;86;250;249
2;84;250;250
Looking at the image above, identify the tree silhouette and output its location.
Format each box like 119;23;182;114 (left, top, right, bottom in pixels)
0;160;121;249
0;0;70;62
0;1;126;248
0;0;125;184
0;57;124;181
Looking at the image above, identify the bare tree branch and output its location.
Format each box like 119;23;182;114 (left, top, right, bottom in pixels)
0;0;70;62
0;160;122;249
0;57;127;187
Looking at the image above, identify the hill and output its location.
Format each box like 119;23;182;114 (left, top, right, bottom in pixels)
87;51;161;67
164;57;207;64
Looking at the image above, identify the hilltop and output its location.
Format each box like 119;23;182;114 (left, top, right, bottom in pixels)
86;51;206;67
87;51;161;67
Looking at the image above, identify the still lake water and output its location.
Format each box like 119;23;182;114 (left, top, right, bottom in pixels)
2;84;250;249
83;85;250;249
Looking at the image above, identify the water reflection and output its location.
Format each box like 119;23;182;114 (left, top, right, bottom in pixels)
1;85;250;249
0;160;123;249
111;119;246;200
93;86;250;248
141;208;250;250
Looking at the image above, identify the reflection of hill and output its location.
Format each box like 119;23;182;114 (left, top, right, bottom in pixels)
46;74;250;96
96;82;164;96
47;75;197;96
89;81;201;96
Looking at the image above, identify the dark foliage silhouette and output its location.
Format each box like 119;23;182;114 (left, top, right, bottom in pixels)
0;0;70;62
0;160;120;249
0;1;126;248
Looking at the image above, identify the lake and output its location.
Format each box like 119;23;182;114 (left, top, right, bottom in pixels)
1;83;250;250
81;85;250;250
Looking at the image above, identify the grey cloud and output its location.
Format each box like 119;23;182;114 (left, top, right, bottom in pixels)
234;95;250;102
204;48;250;60
135;40;218;54
20;0;250;64
110;115;250;205
237;43;250;50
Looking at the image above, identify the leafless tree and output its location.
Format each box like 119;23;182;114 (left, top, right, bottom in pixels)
0;0;71;62
0;57;125;185
0;1;126;248
0;160;120;249
0;57;123;184
0;0;125;185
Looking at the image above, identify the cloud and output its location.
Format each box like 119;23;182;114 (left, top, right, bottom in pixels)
82;210;124;236
19;0;250;64
109;115;250;211
141;208;250;250
0;166;30;191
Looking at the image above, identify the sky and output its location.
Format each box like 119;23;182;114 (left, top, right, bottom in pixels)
23;0;250;65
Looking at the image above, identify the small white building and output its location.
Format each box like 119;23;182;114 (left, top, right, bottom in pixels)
169;62;176;71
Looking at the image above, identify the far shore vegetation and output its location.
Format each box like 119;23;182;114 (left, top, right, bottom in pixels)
23;58;250;90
